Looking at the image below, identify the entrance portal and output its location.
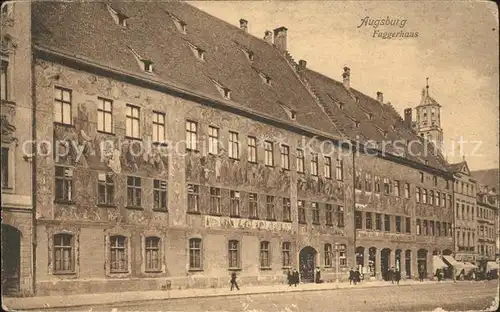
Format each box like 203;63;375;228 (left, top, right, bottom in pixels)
381;248;391;280
299;246;317;283
1;224;21;295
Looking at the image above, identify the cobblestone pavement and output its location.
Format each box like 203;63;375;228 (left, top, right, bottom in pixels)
37;280;498;312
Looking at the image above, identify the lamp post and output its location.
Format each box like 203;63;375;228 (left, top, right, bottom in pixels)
335;242;340;284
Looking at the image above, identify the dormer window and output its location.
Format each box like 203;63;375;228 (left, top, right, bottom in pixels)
166;11;187;34
242;49;254;61
383;131;388;138
128;47;153;73
339;103;344;110
391;125;396;130
211;78;231;100
279;102;297;121
368;113;373;120
354;121;360;128
186;41;205;61
425;160;429;165
107;5;128;27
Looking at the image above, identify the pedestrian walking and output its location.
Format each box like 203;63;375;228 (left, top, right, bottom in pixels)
315;267;323;284
349;268;355;285
287;269;293;286
292;269;299;287
230;271;239;291
419;264;425;282
354;268;360;285
388;267;395;284
395;268;401;285
452;266;457;283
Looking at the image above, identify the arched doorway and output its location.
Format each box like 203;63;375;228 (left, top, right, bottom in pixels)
381;248;392;280
395;249;402;271
368;247;377;277
417;249;428;278
299;246;317;283
443;249;452;256
356;246;365;271
405;250;412;278
1;224;21;295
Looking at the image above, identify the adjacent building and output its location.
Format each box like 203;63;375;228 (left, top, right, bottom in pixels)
476;185;497;261
1;1;35;295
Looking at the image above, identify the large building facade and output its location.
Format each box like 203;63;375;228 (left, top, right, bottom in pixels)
1;1;35;296
0;1;478;297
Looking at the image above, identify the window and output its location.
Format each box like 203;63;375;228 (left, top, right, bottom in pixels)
404;183;410;198
145;237;161;272
249;193;258;219
423;220;428;236
260;241;271;268
365;212;372;230
153;180;167;211
355;211;362;229
1;61;8;101
280;145;290;170
266;195;275;220
189;238;202;270
337;205;344;227
355;171;362;190
210;187;221;215
324;244;332;267
126;104;140;138
395;216;402;233
416;219;421;235
55;166;73;202
336;157;343;181
228;240;240;269
436;222;441;236
1;147;9;188
436;191;440;206
230;191;240;217
187;184;199;213
405;217;411;234
433;176;438;186
110;235;128;273
365;173;372;192
422;189;427;204
312;202;320;224
297;149;305;173
441;193;446;207
98;173;115;205
375;213;382;230
443;222;447;236
324;156;332;179
384;215;391;232
416;187;421;202
446;180;450;190
264;141;274;166
394;181;400;197
282;242;291;268
429;190;434;205
298;200;306;224
419;172;424;183
247;136;257;163
339;244;347;267
186;121;198;151
371;176;381;193
283;198;291;222
383;178;391;194
151;111;166;143
311;153;318;176
54;87;72;125
53;234;74;274
229;131;239;159
325;204;333;225
97;97;113;133
208;126;219;155
126;176;142;208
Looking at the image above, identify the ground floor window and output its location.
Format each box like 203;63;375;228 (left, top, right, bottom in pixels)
282;242;291;268
189;238;202;270
145;236;161;272
110;235;128;273
53;233;74;274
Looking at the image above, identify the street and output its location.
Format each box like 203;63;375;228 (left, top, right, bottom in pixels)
40;281;498;312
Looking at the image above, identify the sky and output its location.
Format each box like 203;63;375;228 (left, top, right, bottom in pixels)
189;1;499;171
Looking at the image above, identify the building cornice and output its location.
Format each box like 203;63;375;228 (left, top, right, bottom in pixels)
33;44;452;178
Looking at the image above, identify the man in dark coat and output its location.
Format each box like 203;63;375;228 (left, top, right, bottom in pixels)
315;267;322;283
230;271;239;291
388;267;395;284
349;268;355;285
354;268;360;285
395;268;401;284
292;269;299;286
419;264;425;282
287;269;292;286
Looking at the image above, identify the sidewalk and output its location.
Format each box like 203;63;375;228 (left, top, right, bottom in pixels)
3;279;453;311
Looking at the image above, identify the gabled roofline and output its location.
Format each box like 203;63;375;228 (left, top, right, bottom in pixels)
33;44;453;178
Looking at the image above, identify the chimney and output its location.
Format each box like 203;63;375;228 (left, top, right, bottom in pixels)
298;59;307;72
404;108;412;128
264;30;273;44
342;66;350;89
273;26;288;52
376;91;384;103
239;19;248;32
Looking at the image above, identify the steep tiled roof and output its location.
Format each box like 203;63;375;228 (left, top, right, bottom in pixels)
31;1;341;138
447;162;465;173
301;69;448;171
472;169;500;189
